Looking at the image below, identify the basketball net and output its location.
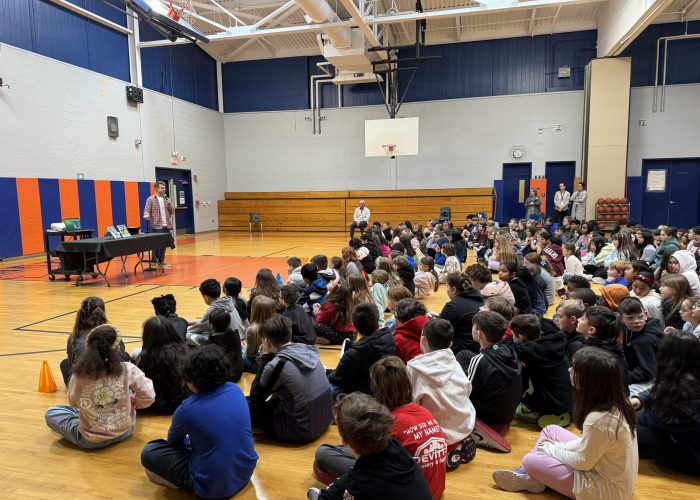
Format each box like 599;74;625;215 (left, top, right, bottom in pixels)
381;144;397;157
168;0;195;24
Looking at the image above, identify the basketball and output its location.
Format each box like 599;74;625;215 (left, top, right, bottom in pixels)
614;214;622;221
621;197;628;204
597;198;605;205
605;197;613;204
612;197;620;204
613;206;620;213
605;214;613;221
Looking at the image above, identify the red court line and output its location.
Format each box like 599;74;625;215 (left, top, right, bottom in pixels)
58;179;81;220
124;181;141;228
94;180;113;235
16;178;44;255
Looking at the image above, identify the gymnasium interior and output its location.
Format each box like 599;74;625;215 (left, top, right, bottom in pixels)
1;0;700;498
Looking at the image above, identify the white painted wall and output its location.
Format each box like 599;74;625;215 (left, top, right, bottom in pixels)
224;91;586;192
627;84;700;176
0;43;225;232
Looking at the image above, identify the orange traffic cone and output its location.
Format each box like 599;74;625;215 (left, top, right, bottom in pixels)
38;360;58;393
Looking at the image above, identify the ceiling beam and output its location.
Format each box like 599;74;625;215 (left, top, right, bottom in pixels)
338;0;382;47
529;8;537;36
47;0;132;34
596;0;674;56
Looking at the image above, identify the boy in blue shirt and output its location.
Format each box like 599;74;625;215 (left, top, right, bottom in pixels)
141;345;258;499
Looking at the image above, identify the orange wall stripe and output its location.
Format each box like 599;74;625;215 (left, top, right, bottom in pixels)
124;181;141;228
58;179;80;220
150;183;156;196
16;178;44;255
94;180;113;235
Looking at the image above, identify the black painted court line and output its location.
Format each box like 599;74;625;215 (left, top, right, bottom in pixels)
0;340;141;358
13;285;165;331
261;245;301;257
15;328;142;339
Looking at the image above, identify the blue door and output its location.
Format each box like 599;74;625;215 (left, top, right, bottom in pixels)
642;159;700;228
502;163;532;221
545;161;576;218
155;167;195;235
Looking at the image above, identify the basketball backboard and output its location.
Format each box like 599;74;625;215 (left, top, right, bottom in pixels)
365;117;419;157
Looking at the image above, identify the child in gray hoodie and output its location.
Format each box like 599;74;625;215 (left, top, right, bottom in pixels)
187;279;245;345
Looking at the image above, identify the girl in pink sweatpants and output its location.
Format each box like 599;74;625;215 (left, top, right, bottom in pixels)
492;347;639;500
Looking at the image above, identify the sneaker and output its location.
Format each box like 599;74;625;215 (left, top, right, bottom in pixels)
158;261;172;268
307;487;321;500
492;469;546;493
515;402;539;424
144;469;179;490
459;436;477;463
538;412;571;429
471;420;512;453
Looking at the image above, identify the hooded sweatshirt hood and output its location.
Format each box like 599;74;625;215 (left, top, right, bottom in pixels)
394;315;430;364
309;277;328;295
673;250;700;295
276;343;320;371
481;280;516;305
409;348;461;388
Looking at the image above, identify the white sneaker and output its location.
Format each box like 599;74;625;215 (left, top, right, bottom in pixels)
492;469;546;493
307;487;321;500
144;469;179;490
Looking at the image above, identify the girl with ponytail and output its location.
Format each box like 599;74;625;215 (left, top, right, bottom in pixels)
60;296;129;385
577;306;631;387
414;256;439;299
438;272;485;354
45;324;155;449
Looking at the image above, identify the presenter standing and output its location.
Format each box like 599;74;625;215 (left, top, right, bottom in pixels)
143;180;174;267
350;200;371;239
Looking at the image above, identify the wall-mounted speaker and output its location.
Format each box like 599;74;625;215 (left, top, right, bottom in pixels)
126;85;144;103
107;116;119;138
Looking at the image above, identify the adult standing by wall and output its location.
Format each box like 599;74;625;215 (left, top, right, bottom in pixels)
143;180;174;267
524;188;542;220
350;200;371;239
570;182;587;221
553;183;571;225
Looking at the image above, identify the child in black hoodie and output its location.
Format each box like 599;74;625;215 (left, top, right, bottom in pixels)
308;392;432;500
280;285;316;345
618;297;663;396
508;314;573;429
577;305;631;383
393;256;416;297
498;263;532;314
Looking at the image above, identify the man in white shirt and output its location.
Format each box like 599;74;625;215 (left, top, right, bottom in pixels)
553;183;571;226
350;200;371;239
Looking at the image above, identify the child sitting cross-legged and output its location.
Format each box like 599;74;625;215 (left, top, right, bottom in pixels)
187;278;245;345
280;284;316;345
369;269;391;328
207;308;244;383
327;303;395;398
313;356;446;500
578;306;631;388
492;347;638;499
313;283;356;345
308;392;433;500
141;345;258;499
507;314;573;429
554;299;586;363
414;256;439;299
248;314;333;443
393;255;416;297
618;297;663;396
45;325;155;449
242;295;279;373
456;311;522;452
407;318;477;470
297;263;328;317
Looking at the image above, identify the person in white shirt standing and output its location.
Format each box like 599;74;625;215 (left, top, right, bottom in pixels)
350;200;371;239
143;180;174;267
553;183;571;226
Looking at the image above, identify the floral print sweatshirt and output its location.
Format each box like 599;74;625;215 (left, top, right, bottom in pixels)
67;362;155;442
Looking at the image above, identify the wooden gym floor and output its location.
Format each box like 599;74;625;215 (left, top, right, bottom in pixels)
0;232;697;499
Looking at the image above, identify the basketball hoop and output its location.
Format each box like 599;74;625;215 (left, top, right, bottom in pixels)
381;144;398;157
168;0;194;23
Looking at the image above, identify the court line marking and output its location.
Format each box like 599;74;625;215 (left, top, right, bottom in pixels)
0;340;141;357
262;245;301;257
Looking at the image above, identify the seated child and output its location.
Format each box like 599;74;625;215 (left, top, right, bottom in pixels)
393;299;430;364
297;263;328;316
618;297;663;396
414;256;439;299
280;285;316;344
311;254;338;285
466;263;515;305
577;306;631;387
286;257;304;288
393;255;416;297
493;347;638;499
313;283;356;344
141;346;258;498
561;242;584;278
407;319;477;469
568;287;598;308
151;293;189;340
437;243;461;282
224;277;249;325
629;271;663;323
605;260;631;287
45;325;154;449
508;315;573;429
328;303;395;398
187;279;245;342
136;316;191;414
499;262;532;314
242;296;279;373
313;357;446;500
308;392;432;500
208;309;244;383
384;285;414;330
369;269;391;327
554;299;586;363
456;311;522;432
248;315;333;442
